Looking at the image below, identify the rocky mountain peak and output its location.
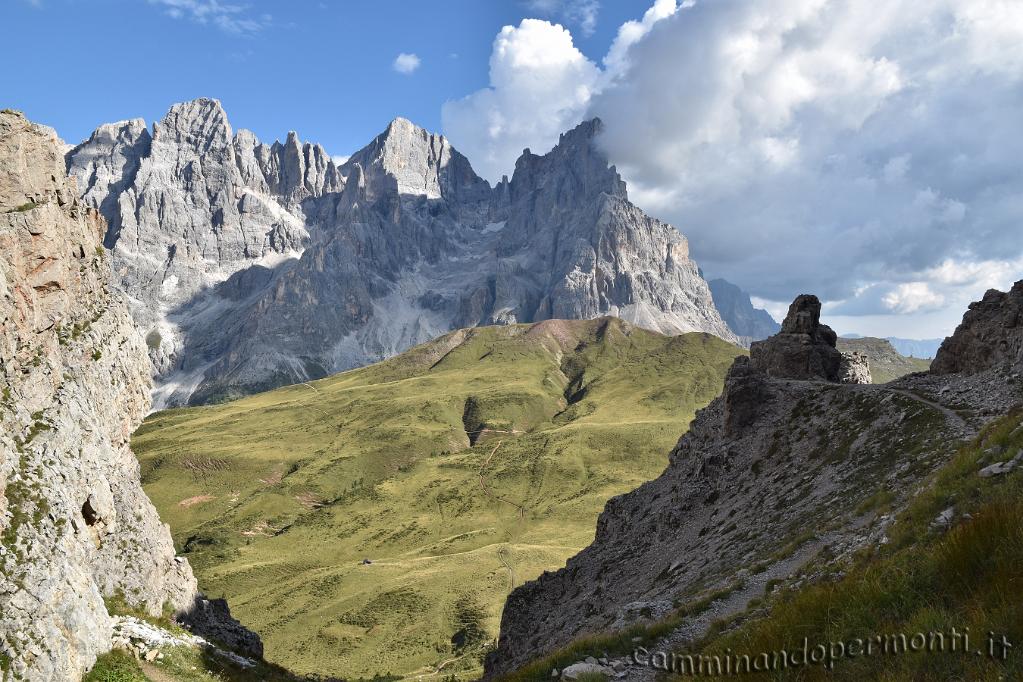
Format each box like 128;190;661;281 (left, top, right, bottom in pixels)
750;294;869;383
67;100;737;405
509;118;626;202
344;116;484;201
931;280;1023;375
152;97;232;154
708;278;781;346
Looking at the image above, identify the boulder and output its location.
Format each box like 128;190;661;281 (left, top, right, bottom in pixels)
561;662;613;680
839;351;872;384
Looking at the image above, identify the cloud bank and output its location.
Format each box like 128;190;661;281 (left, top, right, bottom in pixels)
443;0;1023;335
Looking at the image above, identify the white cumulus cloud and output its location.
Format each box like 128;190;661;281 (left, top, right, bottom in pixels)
882;283;946;314
393;53;421;74
446;0;1023;335
442;19;601;181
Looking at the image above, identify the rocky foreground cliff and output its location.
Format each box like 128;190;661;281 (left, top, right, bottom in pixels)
485;284;1023;677
0;111;257;681
67;99;736;406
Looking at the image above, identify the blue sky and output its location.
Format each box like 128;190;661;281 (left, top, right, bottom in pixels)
1;0;638;157
4;0;1022;338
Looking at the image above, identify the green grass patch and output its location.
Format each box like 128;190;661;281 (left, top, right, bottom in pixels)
83;650;147;682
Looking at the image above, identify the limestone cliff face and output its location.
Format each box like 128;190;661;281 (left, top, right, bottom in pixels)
484;286;1022;677
0;111;197;681
67;102;736;406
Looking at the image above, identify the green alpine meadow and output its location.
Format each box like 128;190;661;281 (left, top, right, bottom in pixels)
132;318;744;678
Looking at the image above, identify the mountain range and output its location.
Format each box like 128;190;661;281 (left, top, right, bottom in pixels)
66;98;736;407
842;334;944;359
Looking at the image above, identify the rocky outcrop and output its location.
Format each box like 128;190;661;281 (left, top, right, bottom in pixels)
483;288;1022;677
0;111;198;680
748;294;864;382
838;351;871;384
931;281;1023;375
708;278;780;346
67;102;737;406
837;337;930;383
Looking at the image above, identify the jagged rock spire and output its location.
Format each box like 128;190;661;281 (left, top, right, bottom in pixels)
749;294;869;383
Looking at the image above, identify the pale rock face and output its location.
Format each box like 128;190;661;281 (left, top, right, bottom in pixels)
68;100;737;406
839;351;872;384
0;111;197;681
67;98;339;377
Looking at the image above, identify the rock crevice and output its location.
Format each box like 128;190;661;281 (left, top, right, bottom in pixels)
66;101;737;406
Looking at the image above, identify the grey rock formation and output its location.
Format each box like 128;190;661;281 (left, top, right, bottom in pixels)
838;351;872;384
931;281;1023;375
0;111;197;681
708;278;780;346
67;98;336;381
67;101;736;406
836;336;930;383
483;288;1022;677
748;294;858;382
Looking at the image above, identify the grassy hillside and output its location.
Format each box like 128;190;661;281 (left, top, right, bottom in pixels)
132;318;743;680
681;408;1023;680
836;337;931;383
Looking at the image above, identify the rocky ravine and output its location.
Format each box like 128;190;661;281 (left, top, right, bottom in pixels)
484;285;1022;677
0;111;256;681
67;99;736;406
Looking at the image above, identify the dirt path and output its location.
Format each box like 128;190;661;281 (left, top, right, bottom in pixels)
296;382;331;417
409;652;469;679
497;546;517;590
884;387;972;433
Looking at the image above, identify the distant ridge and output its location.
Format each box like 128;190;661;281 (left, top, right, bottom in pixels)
67;99;738;406
842;333;944;359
